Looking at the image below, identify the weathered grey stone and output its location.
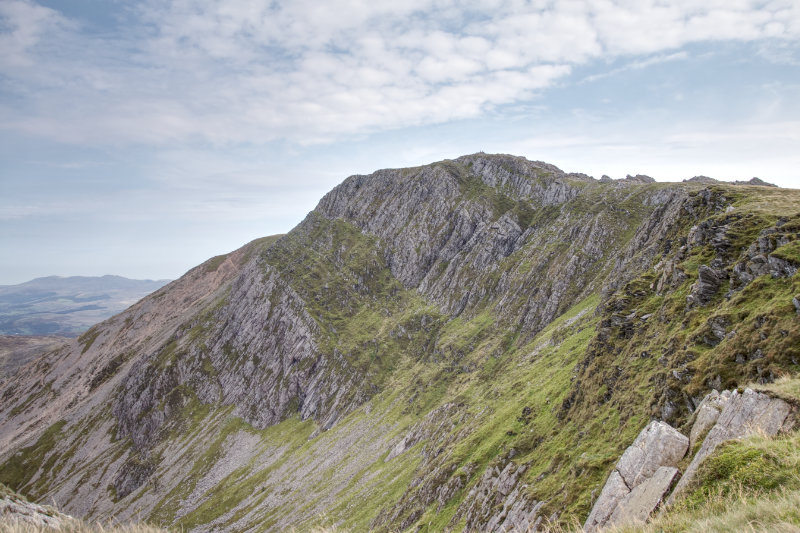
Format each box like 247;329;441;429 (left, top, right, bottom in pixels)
768;255;798;278
625;174;656;183
705;317;729;346
793;295;800;315
584;421;688;532
451;461;544;532
669;388;792;503
386;403;460;462
655;260;687;294
687;265;723;307
498;497;545;533
0;494;72;529
583;471;630;532
689;390;731;449
616;421;688;488
608;466;679;527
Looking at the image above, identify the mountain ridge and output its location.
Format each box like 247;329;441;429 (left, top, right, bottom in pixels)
1;153;798;531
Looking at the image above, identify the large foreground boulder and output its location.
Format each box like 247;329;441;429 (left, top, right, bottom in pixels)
584;421;688;532
668;388;792;503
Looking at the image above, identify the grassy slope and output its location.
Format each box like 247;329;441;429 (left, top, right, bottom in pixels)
1;172;799;532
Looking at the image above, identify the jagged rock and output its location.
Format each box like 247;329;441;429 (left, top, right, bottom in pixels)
625;174;656;183
386;403;460;462
684;176;718;184
584;421;688;532
687;265;723;307
668;388;792;503
455;462;542;532
768;255;798;278
703;316;729;346
0;489;72;529
607;466;679;527
733;177;777;187
654;260;687;294
793;295;800;315
731;222;797;291
583;471;629;532
688;390;731;450
486;486;544;533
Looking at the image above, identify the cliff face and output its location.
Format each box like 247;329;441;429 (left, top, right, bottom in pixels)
1;154;798;532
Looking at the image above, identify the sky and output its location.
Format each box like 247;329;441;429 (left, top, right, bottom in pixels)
1;0;799;285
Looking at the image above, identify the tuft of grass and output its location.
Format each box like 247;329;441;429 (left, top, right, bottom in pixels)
606;486;800;533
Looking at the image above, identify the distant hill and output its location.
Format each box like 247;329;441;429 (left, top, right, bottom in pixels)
0;275;171;336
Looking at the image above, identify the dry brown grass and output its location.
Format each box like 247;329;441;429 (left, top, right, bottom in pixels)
605;485;800;533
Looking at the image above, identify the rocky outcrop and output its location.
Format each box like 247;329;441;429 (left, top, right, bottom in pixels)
113;259;326;452
731;223;799;290
688;389;731;449
458;462;543;533
386;403;461;462
653;260;687;295
584;421;688;532
668;388;793;503
625;174;656;184
1;484;72;529
314;154;585;326
316;153;680;340
686;265;724;307
607;466;679;527
587;388;795;531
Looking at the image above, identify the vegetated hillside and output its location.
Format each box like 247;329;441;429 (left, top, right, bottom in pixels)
0;276;171;336
0;154;798;532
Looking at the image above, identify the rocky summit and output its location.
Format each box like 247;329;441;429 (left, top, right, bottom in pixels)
1;153;799;532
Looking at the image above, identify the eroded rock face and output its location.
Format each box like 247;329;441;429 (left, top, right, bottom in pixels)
668;388;792;503
731;223;799;290
114;259;327;452
386;403;462;462
686;265;723;307
608;466;679;527
584;421;688;532
458;462;543;533
654;260;687;295
317;154;685;342
616;421;689;489
0;489;73;529
688;390;731;450
583;471;629;532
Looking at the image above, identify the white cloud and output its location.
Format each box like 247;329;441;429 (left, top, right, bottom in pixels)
1;0;799;146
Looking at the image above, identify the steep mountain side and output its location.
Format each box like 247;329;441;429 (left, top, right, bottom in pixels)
0;154;798;532
315;155;686;336
0;236;276;454
0;336;69;375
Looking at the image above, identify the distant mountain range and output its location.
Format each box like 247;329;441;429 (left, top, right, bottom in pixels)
0;275;171;336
